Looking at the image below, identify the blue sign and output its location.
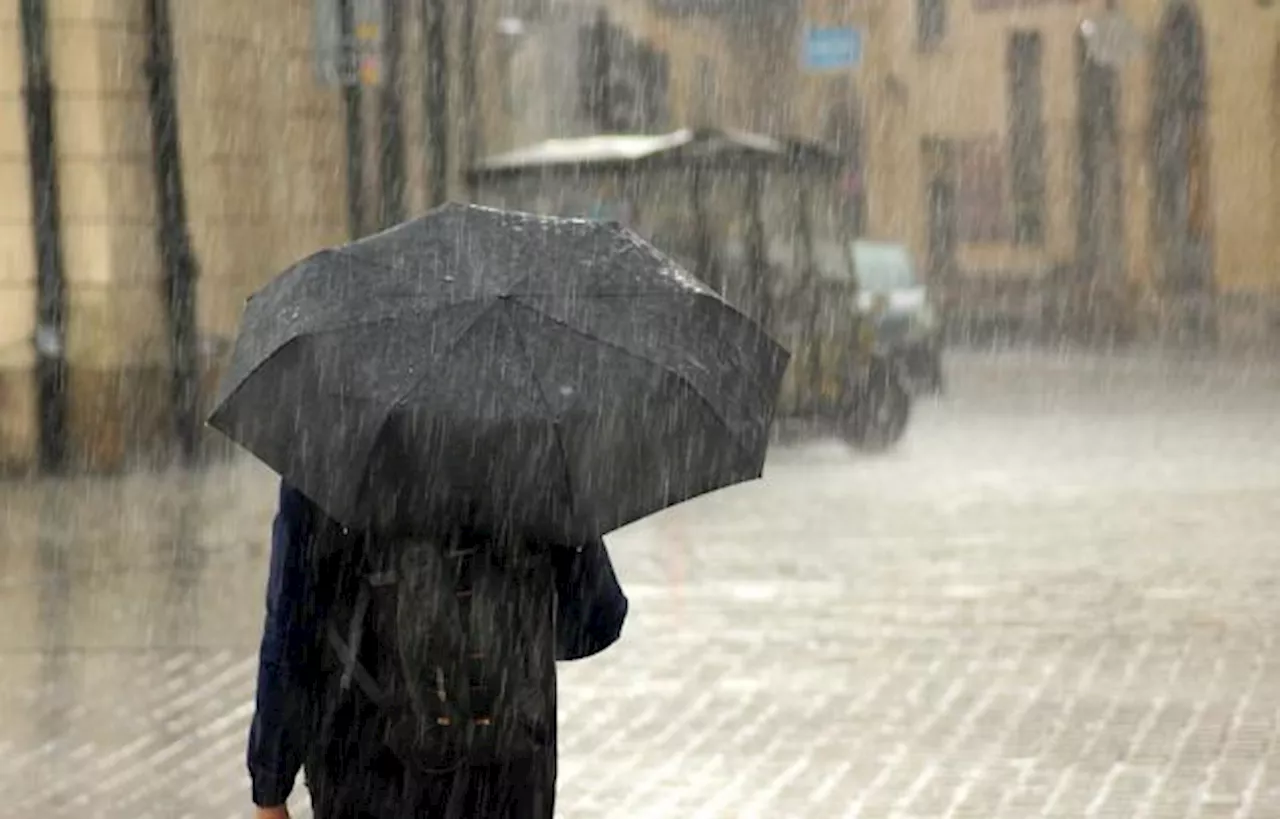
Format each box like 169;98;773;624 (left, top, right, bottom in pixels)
802;26;863;72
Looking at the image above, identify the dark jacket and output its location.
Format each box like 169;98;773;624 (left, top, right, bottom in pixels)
247;481;629;808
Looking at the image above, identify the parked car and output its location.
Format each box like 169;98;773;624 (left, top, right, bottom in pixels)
851;240;944;394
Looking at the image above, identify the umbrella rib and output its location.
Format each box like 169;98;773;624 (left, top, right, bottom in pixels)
351;300;508;493
278;296;493;346
506;297;744;421
651;363;759;473
213;297;492;419
331;228;537;298
328;245;446;283
501;308;578;528
332;241;531;302
505;298;758;469
504;297;698;377
514;290;779;404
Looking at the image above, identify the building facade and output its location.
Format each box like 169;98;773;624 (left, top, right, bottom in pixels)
790;0;1280;343
2;0;1275;472
0;0;776;473
0;0;508;472
496;0;786;142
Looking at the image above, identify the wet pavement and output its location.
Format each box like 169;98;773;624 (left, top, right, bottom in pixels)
3;348;1280;818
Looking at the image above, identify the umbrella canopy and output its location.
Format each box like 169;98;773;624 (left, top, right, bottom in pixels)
209;203;789;542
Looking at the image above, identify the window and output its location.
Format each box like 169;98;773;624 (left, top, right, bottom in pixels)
1008;30;1046;244
917;0;947;51
852;241;920;293
955;137;1011;243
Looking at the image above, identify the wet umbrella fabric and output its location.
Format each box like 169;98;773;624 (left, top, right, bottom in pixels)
209;203;789;542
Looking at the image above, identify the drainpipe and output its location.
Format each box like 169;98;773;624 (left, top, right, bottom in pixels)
423;0;449;207
378;0;406;228
461;0;479;194
19;0;68;473
144;0;200;463
339;0;367;238
746;166;771;330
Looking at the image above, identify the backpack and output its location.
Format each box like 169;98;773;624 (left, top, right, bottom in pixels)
314;523;558;775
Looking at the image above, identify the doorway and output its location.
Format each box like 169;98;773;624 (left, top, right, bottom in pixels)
922;138;957;285
1074;29;1127;339
926;179;956;283
1076;31;1123;285
1150;1;1215;339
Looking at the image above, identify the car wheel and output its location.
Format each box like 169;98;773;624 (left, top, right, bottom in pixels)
846;360;911;451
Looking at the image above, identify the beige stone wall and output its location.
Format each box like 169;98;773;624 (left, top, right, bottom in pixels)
1097;1;1279;339
170;1;348;350
621;5;753;131
170;0;515;420
494;1;781;139
1194;7;1278;297
787;0;1280;340
650;5;803;134
848;0;1106;274
2;1;1269;469
1;0;515;471
0;1;365;470
57;0;176;468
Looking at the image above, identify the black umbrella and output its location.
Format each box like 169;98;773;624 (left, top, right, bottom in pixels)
208;203;789;542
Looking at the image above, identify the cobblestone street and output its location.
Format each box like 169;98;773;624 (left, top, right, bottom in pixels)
2;349;1279;818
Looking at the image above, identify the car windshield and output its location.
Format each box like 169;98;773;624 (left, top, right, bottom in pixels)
852;241;918;293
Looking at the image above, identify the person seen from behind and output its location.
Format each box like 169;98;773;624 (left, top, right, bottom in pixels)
248;481;629;818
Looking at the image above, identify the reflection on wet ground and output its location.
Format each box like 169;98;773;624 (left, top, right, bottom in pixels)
2;349;1280;818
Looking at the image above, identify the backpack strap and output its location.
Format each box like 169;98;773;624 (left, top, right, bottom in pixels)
325;570;397;703
324;534;400;705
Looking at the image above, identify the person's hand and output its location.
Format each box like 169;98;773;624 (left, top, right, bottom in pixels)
255;806;290;819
